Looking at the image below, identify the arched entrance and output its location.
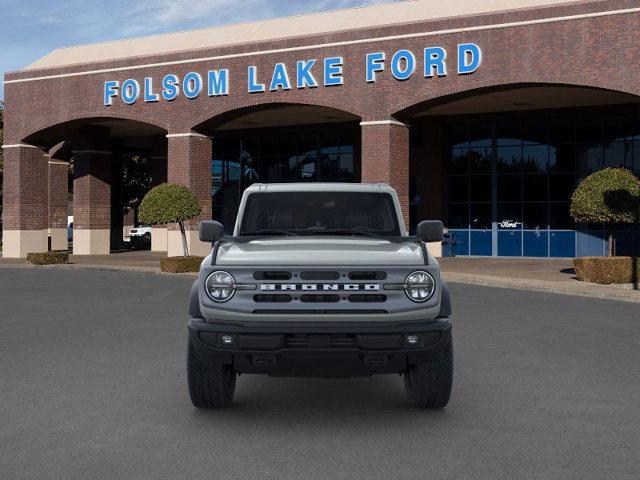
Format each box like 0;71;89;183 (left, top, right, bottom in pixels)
194;103;361;231
399;84;640;258
7;118;168;256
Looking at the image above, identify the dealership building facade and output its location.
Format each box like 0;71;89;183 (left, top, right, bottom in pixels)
3;0;640;258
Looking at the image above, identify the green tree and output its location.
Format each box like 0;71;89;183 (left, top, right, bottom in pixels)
570;167;640;256
138;183;202;256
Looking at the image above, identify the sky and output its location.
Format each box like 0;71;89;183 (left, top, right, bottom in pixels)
0;0;401;100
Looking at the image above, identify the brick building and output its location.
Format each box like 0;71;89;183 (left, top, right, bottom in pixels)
3;0;640;258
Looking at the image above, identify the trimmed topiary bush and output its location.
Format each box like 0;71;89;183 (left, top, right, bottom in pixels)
574;256;639;284
139;183;202;256
27;251;70;265
160;256;204;273
570;168;640;224
570;168;640;256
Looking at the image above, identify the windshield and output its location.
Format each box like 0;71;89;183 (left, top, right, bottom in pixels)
239;191;401;237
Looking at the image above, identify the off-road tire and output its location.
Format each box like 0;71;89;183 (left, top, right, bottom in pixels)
404;340;453;408
187;338;236;408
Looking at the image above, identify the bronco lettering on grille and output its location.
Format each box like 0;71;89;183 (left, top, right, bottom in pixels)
261;284;380;291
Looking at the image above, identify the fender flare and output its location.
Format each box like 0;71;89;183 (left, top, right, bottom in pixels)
188;281;202;318
438;281;452;318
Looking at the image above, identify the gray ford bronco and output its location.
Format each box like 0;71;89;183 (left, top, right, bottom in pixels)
188;183;453;408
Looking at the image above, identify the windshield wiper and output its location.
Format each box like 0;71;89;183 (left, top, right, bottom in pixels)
291;227;386;239
239;229;299;237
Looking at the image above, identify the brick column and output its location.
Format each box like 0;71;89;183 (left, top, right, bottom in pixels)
360;120;410;229
72;127;112;255
1;144;49;258
150;134;168;252
48;158;69;251
166;132;212;257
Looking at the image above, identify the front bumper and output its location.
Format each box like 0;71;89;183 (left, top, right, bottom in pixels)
188;317;452;378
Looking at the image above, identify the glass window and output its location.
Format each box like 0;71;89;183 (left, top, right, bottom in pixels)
549;174;576;201
549;144;575;173
523;204;548;229
470;203;492;229
497;203;522;229
523;175;548;202
469;125;492;148
497;145;522;173
577;143;603;175
604;140;632;168
449;148;469;174
470;175;492;202
497;175;521;202
447;176;469;203
469;147;492;173
550;202;573;229
447;204;469;229
523;145;548;173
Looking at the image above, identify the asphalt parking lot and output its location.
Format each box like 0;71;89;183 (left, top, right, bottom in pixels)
1;268;639;480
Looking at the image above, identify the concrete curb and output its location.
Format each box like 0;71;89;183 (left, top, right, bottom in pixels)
443;272;640;304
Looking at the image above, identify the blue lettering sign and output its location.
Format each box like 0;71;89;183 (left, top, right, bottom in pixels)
144;77;159;102
248;66;265;93
208;69;229;96
390;50;415;81
324;57;343;86
121;79;140;104
161;74;179;101
104;80;119;106
296;59;318;89
183;72;203;99
424;47;447;77
366;52;385;83
101;45;483;105
270;63;292;91
458;43;482;74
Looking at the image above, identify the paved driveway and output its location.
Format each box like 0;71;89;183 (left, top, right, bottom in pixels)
1;268;639;480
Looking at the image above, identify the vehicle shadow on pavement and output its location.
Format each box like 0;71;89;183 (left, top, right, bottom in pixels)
186;376;452;424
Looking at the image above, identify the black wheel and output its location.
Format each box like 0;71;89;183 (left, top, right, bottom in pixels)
144;232;151;241
404;340;453;409
187;338;236;408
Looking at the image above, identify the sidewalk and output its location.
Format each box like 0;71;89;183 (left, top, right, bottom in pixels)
1;251;639;303
439;257;640;303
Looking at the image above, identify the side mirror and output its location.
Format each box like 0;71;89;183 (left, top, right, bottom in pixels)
416;220;444;243
199;220;225;243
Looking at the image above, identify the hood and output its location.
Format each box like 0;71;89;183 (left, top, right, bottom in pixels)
216;237;425;266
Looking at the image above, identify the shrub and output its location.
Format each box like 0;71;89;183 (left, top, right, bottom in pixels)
570;168;640;256
27;251;70;265
160;256;204;273
139;183;202;256
574;256;640;284
570;168;640;224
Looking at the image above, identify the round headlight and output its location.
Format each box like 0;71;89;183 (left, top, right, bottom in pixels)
405;270;436;302
205;271;236;302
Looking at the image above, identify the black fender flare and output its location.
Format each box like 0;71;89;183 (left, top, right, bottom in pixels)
188;281;202;318
438;281;452;318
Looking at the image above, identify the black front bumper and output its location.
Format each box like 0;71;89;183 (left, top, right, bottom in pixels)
188;317;452;378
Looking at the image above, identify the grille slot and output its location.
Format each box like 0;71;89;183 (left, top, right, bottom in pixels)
348;294;387;303
348;271;387;280
253;294;293;303
253;271;292;280
285;334;356;348
300;271;341;280
300;294;340;303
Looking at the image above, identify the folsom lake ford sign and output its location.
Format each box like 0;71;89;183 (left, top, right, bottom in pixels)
103;43;482;106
